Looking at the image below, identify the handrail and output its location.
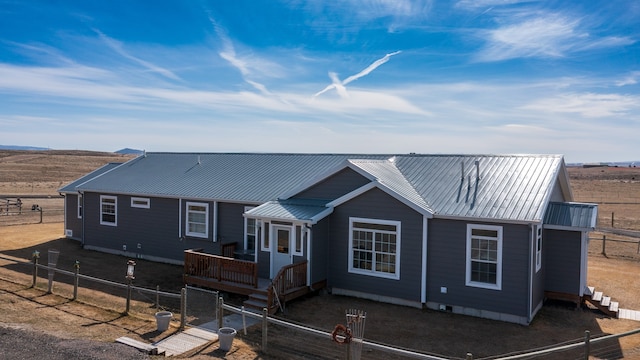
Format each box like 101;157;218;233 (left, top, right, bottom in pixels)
267;261;308;311
184;249;258;288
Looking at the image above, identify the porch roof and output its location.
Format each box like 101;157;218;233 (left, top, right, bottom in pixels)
245;198;332;224
543;202;598;231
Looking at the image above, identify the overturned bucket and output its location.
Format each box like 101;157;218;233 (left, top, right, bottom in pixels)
218;327;237;351
154;311;173;332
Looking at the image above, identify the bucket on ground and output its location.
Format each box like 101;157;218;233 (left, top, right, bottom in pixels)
218;327;237;351
155;311;173;332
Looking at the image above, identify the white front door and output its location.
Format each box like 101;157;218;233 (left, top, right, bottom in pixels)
271;225;293;278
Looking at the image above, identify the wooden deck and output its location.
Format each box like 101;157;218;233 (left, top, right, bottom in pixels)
183;249;318;314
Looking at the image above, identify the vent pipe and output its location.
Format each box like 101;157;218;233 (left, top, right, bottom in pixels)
475;160;480;180
461;161;465;180
197;155;201;165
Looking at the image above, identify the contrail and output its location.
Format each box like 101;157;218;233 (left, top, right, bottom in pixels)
314;51;401;98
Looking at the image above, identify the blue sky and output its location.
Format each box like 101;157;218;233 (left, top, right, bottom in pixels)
1;1;638;163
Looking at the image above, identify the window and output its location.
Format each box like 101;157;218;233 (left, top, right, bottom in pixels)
466;224;502;290
131;197;150;209
186;202;208;238
535;225;542;272
349;218;401;280
100;195;117;226
244;207;257;252
261;223;270;251
77;194;83;219
293;227;304;256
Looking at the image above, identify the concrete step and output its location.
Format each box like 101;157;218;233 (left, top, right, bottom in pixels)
586;286;595;297
601;296;611;307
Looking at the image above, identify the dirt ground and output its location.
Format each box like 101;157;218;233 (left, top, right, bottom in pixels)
1;223;639;359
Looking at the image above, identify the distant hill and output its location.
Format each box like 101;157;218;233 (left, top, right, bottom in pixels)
115;148;143;155
0;145;50;151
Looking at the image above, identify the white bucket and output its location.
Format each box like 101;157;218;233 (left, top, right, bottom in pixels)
217;327;237;351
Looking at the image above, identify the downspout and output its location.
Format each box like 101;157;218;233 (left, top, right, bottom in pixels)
306;225;312;288
213;201;218;242
79;191;85;246
178;198;182;239
528;224;534;323
421;216;428;304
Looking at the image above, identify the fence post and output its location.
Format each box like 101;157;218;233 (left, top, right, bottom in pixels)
125;279;132;314
611;212;614;228
180;288;186;330
218;296;224;330
466;353;473;360
73;261;79;300
602;235;606;256
584;330;590;360
156;285;160;311
262;308;268;352
31;250;40;288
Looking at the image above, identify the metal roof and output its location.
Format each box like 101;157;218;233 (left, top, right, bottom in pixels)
543;202;598;230
58;162;123;194
73;153;574;223
74;153;389;203
246;198;332;223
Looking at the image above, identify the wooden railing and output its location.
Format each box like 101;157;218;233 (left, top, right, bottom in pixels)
184;249;258;288
268;261;308;311
221;242;237;258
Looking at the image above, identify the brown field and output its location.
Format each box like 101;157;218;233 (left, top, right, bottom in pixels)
0;152;639;359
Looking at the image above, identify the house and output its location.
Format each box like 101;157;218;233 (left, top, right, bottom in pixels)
59;153;597;325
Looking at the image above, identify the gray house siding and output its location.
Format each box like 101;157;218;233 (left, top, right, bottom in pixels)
327;187;424;302
217;202;248;251
544;229;581;295
427;218;530;317
83;193;183;262
310;217;329;285
64;194;82;240
294;168;370;200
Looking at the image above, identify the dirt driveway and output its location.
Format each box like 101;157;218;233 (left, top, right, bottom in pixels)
1;223;640;359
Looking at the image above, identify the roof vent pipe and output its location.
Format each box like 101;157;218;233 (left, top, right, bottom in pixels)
475;160;480;180
461;161;465;180
143;150;146;157
197;155;201;165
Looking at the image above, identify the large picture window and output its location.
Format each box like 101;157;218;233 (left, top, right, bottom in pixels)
349;217;401;280
186;202;208;238
100;195;117;226
466;224;502;290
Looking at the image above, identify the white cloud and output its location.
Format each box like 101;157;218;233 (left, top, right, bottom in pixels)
476;13;634;62
616;71;640;87
521;93;640;118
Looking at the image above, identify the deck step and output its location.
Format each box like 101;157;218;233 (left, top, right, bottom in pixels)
601;296;611;307
592;291;603;302
610;301;619;313
248;293;268;302
586;286;595;297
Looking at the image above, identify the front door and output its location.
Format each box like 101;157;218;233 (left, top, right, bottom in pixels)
271;225;292;278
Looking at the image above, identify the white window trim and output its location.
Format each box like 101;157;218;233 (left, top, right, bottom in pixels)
535;225;542;272
77;194;83;219
186;202;209;239
292;226;304;256
348;217;401;280
466;224;502;290
261;222;270;252
244;206;257;252
99;195;117;226
131;197;150;209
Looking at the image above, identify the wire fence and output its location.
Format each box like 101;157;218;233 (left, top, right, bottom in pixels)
1;252;639;359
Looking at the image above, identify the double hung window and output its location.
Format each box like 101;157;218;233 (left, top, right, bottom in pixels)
100;195;117;226
186;202;208;238
466;224;502;290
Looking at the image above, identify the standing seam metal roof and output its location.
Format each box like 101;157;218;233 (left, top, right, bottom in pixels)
73;153;569;222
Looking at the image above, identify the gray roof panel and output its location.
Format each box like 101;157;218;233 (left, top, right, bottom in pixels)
58;162;123;193
544;202;598;230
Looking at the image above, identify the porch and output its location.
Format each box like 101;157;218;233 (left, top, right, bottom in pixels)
183;248;317;314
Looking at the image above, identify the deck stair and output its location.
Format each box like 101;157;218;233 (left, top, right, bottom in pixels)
584;286;619;318
243;291;278;314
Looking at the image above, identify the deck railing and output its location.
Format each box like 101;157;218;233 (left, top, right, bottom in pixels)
268;261;308;310
184;249;258;288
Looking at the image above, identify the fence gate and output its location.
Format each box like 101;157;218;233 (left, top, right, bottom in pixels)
185;285;219;330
